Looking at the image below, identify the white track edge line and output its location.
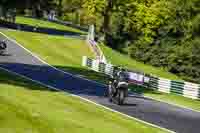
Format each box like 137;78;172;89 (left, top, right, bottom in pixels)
0;31;176;132
0;32;105;87
0;67;175;133
143;96;200;113
0;31;199;113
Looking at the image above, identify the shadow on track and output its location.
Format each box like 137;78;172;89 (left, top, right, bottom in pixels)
0;62;107;97
0;53;12;56
121;103;137;107
0;61;156;102
1;62;200;133
0;62;147;107
0;67;57;92
0;20;86;38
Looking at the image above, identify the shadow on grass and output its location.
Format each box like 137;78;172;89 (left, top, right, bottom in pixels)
55;66;109;84
0;69;57;92
40;17;88;32
0;20;86;39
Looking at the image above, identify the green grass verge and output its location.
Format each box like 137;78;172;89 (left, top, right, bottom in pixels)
145;93;200;111
2;29;200;112
1;29;108;84
131;85;200;111
100;44;180;80
16;16;86;34
1;29;200;112
100;44;200;111
0;69;168;133
2;15;200;112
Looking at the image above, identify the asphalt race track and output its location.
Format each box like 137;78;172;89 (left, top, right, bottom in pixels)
0;36;200;133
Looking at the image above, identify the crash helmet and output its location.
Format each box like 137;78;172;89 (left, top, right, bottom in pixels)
117;66;125;76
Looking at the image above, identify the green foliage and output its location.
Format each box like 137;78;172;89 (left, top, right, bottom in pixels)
29;0;200;83
0;0;200;82
81;0;200;83
100;0;200;83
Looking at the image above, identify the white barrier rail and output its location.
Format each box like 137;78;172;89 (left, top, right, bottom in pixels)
82;56;200;100
82;56;150;85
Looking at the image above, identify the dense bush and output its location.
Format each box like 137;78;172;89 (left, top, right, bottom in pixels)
82;0;200;83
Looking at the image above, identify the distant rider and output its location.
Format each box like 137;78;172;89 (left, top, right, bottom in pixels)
112;67;128;93
0;40;7;55
0;40;7;50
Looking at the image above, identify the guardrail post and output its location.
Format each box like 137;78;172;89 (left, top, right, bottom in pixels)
183;82;199;99
149;76;159;90
98;62;106;73
82;56;87;67
105;63;113;76
81;56;200;100
170;81;184;95
86;57;93;68
158;78;171;93
199;85;200;99
92;59;99;72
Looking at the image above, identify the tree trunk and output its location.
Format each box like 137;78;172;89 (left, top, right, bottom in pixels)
102;0;113;45
58;0;62;17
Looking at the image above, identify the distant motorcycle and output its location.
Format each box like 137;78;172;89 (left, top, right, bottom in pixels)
108;70;129;105
0;40;7;55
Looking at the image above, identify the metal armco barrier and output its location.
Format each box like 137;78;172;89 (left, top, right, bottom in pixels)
82;56;113;76
153;77;200;99
82;56;200;100
158;78;171;93
99;62;106;73
105;63;114;76
86;58;92;68
170;81;184;95
198;87;200;99
82;56;150;85
184;82;199;99
149;77;159;90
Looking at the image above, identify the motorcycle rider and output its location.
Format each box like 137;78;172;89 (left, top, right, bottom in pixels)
109;66;128;97
0;40;7;55
117;68;128;82
108;66;129;104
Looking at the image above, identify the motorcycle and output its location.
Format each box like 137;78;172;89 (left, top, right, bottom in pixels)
108;73;129;105
0;40;7;55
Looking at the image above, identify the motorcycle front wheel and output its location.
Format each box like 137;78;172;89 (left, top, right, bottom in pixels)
108;85;113;102
117;89;125;105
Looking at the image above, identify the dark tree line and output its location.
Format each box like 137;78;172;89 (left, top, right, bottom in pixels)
0;0;56;19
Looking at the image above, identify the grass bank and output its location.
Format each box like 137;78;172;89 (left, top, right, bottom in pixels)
0;69;168;133
1;29;108;84
2;16;199;112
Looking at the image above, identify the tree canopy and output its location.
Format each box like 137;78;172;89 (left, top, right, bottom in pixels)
0;0;200;82
82;0;200;83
